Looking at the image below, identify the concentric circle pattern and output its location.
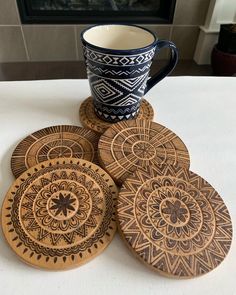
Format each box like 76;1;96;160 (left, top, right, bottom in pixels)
79;97;154;134
11;125;100;178
2;158;118;270
117;164;232;278
98;119;190;184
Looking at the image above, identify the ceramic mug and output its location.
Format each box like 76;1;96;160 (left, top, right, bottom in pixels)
81;24;178;122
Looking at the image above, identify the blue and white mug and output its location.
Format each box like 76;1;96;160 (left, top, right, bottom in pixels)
81;24;178;122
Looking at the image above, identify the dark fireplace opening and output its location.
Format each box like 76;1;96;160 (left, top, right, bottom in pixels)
17;0;176;24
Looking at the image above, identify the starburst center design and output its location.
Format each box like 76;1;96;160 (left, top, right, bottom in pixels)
162;199;188;224
50;193;76;217
133;141;156;159
48;146;72;158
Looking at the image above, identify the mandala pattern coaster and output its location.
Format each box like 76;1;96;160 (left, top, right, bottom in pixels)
79;97;154;134
98;119;190;185
11;125;100;178
117;164;232;278
2;158;118;270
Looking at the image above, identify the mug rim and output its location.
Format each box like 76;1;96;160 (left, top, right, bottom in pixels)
81;24;157;53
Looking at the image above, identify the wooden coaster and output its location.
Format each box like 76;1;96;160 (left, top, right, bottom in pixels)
98;119;190;185
117;164;232;278
2;158;118;270
11;125;100;178
79;97;154;134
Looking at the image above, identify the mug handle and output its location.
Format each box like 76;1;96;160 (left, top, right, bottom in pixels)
144;40;178;94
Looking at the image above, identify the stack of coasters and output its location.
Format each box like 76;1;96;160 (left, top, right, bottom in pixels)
97;119;232;278
1;99;232;276
2;125;118;270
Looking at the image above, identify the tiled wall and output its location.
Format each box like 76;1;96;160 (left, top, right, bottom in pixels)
0;0;210;62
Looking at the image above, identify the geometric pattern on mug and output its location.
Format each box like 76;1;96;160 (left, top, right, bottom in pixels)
90;72;148;106
88;69;148;92
88;63;151;77
95;93;141;107
111;93;141;106
96;104;141;114
95;107;139;121
84;46;156;66
91;79;123;103
112;72;149;92
138;81;147;94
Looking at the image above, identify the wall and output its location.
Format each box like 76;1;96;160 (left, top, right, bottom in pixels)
0;0;210;63
194;0;236;64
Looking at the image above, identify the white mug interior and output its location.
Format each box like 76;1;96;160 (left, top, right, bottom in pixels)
82;25;156;50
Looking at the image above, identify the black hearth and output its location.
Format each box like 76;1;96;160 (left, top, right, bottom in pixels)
17;0;176;24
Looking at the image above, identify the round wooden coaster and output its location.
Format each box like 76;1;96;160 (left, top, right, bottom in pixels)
2;158;118;270
98;119;190;185
117;164;232;278
79;97;154;134
11;125;100;178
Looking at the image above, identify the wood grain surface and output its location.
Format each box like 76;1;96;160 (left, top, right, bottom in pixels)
117;164;232;278
98;119;190;185
11;125;100;178
2;158;118;270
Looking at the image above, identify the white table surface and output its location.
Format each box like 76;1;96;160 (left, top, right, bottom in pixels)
0;77;235;295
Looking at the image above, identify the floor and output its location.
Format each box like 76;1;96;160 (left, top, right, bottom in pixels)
0;60;212;81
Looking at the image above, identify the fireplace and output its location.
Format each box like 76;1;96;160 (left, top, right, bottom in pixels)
17;0;176;24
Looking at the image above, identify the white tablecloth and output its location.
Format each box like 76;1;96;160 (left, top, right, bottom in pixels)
0;77;235;295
